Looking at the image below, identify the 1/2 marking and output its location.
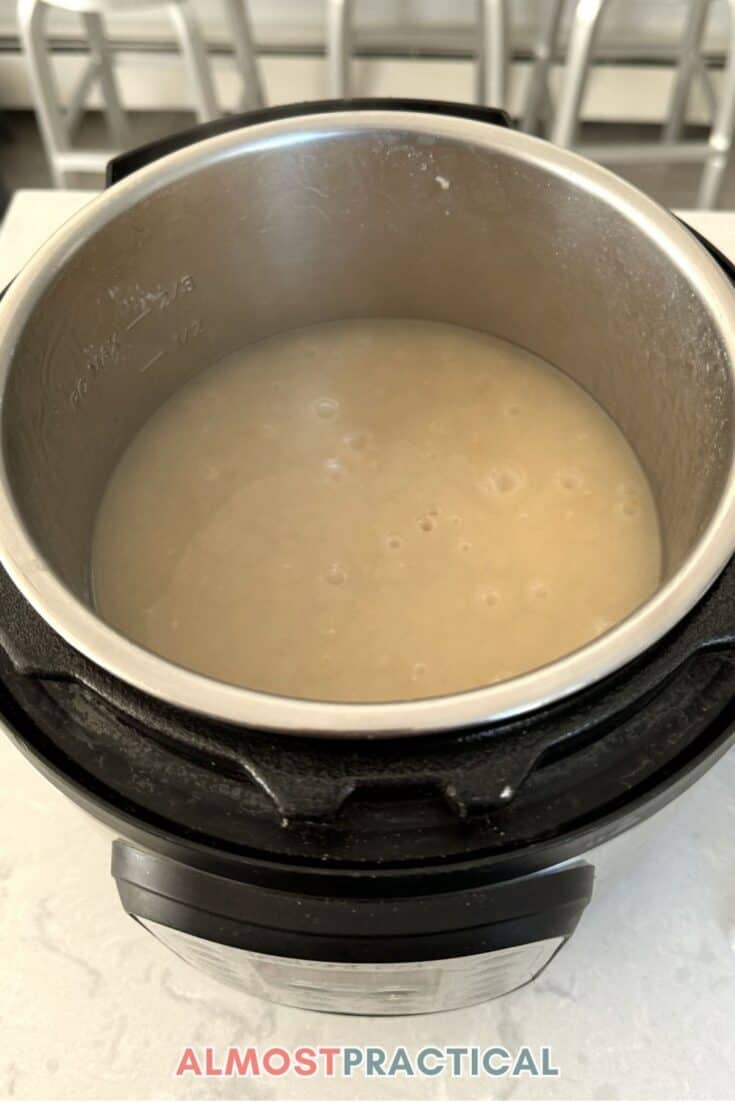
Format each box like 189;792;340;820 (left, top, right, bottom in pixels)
69;283;204;408
177;319;205;345
140;349;164;374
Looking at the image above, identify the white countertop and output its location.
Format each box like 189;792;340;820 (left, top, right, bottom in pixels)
1;191;734;1102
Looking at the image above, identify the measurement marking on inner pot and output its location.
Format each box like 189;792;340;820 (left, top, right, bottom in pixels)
123;275;198;332
70;321;201;409
140;350;164;374
125;304;152;332
69;331;120;410
177;319;205;345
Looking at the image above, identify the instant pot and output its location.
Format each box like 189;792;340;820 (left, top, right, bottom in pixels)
1;100;734;1014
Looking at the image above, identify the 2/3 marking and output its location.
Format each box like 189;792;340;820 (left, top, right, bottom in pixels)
159;274;195;308
124;275;197;332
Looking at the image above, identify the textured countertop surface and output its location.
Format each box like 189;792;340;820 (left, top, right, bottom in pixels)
0;192;734;1102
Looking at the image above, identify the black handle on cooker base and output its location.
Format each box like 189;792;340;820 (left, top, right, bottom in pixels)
112;838;594;962
106;98;513;184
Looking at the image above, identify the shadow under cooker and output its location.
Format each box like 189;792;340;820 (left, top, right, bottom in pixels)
0;100;734;1013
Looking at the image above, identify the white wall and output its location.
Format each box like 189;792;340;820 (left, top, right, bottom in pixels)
0;1;732;53
0;1;731;124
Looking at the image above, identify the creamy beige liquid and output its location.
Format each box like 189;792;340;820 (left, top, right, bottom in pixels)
92;319;661;702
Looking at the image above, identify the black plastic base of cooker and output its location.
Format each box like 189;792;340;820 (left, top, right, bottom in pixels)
111;840;595;961
2;100;735;912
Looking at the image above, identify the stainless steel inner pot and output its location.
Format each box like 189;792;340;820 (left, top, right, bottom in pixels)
1;109;735;736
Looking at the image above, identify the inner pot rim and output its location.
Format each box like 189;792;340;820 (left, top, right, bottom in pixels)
1;109;735;738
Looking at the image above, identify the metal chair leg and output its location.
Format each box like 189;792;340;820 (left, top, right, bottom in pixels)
81;11;130;149
696;57;718;119
477;0;509;108
522;0;565;133
327;0;351;99
64;54;101;136
223;0;264;111
552;0;610;148
664;0;711;144
167;0;219;123
17;0;70;187
698;0;735;207
475;0;486;106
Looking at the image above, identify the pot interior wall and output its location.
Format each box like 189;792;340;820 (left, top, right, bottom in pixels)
3;127;732;605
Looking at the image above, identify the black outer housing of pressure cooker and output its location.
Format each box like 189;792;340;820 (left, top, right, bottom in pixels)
2;99;735;963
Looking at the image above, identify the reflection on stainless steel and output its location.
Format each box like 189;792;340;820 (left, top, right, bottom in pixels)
0;110;734;734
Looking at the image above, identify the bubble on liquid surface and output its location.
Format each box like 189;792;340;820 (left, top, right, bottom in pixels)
343;430;370;452
386;535;402;550
485;465;525;496
529;580;550;602
417;514;437;533
323;457;345;482
557;469;583;492
479;587;501;608
326;564;347;586
314;397;339;420
505;404;521;417
458;540;472;554
411;662;427;680
593;616;614;636
617;496;640;517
